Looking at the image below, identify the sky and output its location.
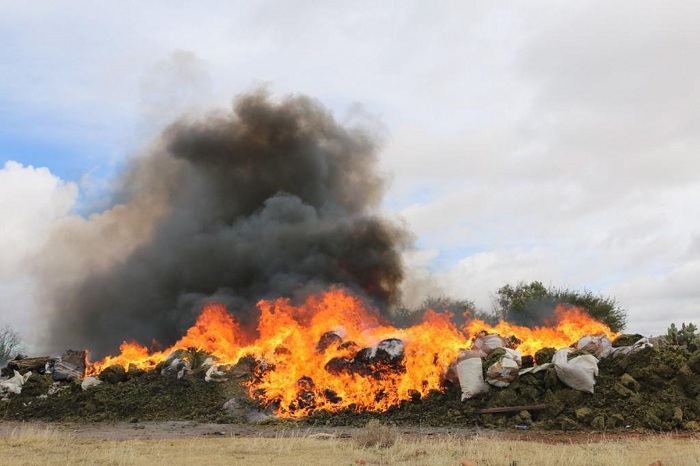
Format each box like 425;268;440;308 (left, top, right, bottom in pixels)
1;1;699;349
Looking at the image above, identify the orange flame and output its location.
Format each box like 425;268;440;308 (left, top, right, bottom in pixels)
88;289;619;418
464;305;620;357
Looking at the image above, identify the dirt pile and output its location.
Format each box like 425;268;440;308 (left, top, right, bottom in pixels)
2;338;699;431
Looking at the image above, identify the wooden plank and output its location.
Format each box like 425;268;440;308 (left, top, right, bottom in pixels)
7;356;53;373
475;404;547;414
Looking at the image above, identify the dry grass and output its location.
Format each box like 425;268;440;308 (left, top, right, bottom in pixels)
0;426;698;466
354;420;399;448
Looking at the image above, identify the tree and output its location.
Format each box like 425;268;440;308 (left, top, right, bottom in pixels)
393;296;498;328
494;281;627;332
0;325;23;367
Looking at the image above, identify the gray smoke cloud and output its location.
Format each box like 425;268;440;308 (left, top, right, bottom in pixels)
38;92;409;357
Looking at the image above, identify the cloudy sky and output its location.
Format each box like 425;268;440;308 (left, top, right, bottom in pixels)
2;1;699;348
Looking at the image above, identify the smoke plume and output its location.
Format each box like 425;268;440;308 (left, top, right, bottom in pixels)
38;92;409;357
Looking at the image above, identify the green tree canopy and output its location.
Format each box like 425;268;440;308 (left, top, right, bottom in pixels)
494;281;627;332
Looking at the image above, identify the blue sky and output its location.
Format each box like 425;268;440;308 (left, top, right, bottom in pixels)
2;1;700;348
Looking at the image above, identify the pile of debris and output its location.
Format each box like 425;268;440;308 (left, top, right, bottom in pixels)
1;350;86;401
434;331;700;430
1;333;699;431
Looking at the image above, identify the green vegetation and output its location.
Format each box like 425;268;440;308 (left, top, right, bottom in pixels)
394;296;499;328
666;322;699;349
494;281;627;331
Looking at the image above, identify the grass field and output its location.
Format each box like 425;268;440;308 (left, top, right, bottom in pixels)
0;425;698;466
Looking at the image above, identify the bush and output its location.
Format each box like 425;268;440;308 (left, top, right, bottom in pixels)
354;419;398;448
394;296;498;328
666;323;699;349
494;281;627;332
0;325;23;367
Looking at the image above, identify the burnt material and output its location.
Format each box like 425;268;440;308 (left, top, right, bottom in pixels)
325;338;406;378
316;332;343;353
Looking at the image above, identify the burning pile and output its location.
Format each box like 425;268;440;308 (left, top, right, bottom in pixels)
83;288;620;418
2;287;700;430
5;92;698;430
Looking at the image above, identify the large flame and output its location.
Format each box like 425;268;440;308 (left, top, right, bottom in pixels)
88;288;618;418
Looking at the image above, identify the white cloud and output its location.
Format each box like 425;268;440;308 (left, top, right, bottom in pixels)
2;1;700;339
0;161;78;348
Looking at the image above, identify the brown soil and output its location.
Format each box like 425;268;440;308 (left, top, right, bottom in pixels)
1;420;697;444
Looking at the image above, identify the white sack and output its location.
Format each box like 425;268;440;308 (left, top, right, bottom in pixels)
552;348;599;394
81;376;102;390
455;350;489;400
0;370;26;395
575;335;612;359
470;333;505;355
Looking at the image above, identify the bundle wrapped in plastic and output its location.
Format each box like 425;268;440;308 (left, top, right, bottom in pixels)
454;350;489;400
610;337;653;358
205;364;228;382
470;332;505;356
0;370;31;395
552;347;599;393
574;335;612;359
485;348;522;387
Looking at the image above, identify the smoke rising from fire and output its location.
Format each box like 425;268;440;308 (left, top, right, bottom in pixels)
38;92;409;357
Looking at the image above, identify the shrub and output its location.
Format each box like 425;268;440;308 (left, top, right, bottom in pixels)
666;323;699;349
354;419;398;448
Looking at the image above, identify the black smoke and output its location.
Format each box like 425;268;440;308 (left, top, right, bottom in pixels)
42;92;409;357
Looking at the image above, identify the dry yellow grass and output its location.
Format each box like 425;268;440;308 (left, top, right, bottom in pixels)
0;426;698;466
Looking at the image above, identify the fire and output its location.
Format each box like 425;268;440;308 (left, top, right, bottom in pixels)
88;289;619;418
464;306;620;357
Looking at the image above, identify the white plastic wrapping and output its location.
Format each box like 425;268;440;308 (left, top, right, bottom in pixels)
552;347;599;393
